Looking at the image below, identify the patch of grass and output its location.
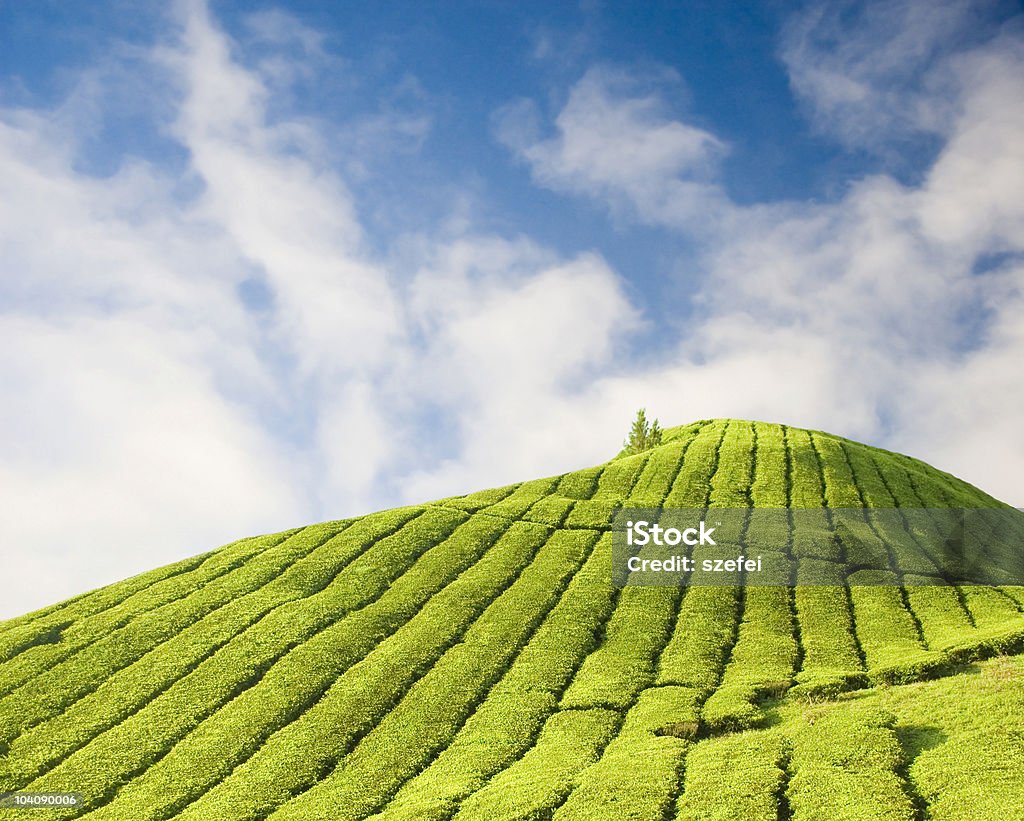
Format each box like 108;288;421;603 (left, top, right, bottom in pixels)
451;708;620;820
675;729;789;821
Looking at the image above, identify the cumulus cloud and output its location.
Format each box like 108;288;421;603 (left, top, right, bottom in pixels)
501;1;1024;503
494;66;731;229
0;2;636;618
3;0;1023;619
779;0;997;152
401;240;640;501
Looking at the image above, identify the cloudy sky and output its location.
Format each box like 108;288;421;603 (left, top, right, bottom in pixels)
2;0;1022;618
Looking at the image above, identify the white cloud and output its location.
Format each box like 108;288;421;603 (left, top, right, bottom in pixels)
500;1;1024;505
917;31;1024;249
894;259;1024;495
0;1;639;618
495;66;730;229
170;1;405;377
3;0;1023;620
401;243;640;501
0;315;302;614
779;0;993;151
0;51;309;617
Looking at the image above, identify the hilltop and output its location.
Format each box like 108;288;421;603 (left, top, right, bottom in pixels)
1;419;1022;819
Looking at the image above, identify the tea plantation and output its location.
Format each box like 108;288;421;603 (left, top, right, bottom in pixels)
1;419;1022;819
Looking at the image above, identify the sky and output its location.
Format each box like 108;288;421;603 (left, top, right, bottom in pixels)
1;0;1023;619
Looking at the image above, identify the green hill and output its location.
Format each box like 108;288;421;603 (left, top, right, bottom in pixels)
1;419;1022;819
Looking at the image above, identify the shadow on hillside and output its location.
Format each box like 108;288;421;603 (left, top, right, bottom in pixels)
895;724;948;762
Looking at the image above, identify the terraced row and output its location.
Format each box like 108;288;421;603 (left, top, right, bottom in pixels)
1;418;1021;820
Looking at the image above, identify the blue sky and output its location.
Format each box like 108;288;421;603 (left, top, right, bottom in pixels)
2;0;1023;617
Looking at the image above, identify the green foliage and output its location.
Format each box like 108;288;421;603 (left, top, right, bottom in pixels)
787;707;916;820
787;428;826;509
480;476;560;519
15;507;478;812
378;533;617;820
960;585;1024;628
155;514;524;821
555;687;698;819
0;549;212;656
2;514;419;789
440;483;519;512
523;495;576;527
561;499;619;529
704;419;753;507
1;418;1022;820
792;561;866;697
593;450;652;499
701;585;796;733
664;419;728;507
623;408;664;455
625;425;706;506
676;730;789;821
657;586;740;691
750;422;789;507
561;586;678;709
891;654;1024;820
236;526;594;821
0;530;294;702
557;465;605;500
0;525;338;750
847;576;927;670
452;708;620;820
904;581;975;647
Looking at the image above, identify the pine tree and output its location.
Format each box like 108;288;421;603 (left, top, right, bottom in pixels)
624;408;662;454
648;418;663;448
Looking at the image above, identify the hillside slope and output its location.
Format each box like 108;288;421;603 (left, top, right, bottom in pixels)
1;419;1022;820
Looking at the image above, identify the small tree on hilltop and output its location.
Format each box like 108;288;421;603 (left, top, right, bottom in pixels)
648;417;663;448
624;408;663;454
